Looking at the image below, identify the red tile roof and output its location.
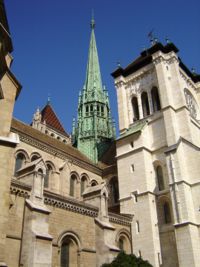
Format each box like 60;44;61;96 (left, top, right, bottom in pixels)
41;104;69;137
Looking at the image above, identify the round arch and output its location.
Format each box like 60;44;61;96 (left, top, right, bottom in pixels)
58;231;82;267
70;171;80;182
184;88;200;120
90;180;98;186
14;149;30;162
30;152;41;161
116;229;132;253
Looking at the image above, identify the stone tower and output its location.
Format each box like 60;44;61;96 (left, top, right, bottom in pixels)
72;17;115;163
112;42;200;267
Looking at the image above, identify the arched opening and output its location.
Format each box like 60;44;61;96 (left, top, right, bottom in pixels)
163;202;171;224
108;177;119;206
85;105;89;116
44;164;53;188
97;105;100;116
184;88;200;119
119;237;124;251
38;168;43;175
116;231;131;254
101;105;104;116
132;96;139;121
91;180;98;186
31;154;41;161
141;91;150;117
70;174;77;197
60;236;79;267
151;87;161;112
156;166;165;191
14;153;26;174
90;104;93;114
80;176;87;195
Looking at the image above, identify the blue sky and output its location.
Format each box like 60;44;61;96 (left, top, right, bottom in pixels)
5;0;200;135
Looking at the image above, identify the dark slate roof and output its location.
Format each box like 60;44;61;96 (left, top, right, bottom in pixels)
111;42;200;83
41;104;69;137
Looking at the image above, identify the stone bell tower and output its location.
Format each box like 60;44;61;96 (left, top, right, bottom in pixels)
72;16;115;163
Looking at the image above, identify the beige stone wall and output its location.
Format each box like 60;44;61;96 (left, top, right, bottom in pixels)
159;230;179;267
0;73;18;136
13;141;103;198
0;145;16;264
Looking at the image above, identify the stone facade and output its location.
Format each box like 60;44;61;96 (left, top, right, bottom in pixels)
112;42;200;267
1;2;200;267
0;3;131;267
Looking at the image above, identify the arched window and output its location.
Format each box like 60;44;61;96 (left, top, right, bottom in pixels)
70;174;77;197
38;168;43;175
44;164;53;188
81;176;87;195
119;237;124;251
101;105;104;116
184;88;200;119
116;232;131;254
151;87;161;112
90;105;93;114
141;91;150;117
86;105;89;115
31;154;40;161
60;236;79;267
132;96;139;121
163;202;171;224
156;166;165;191
91;180;98;186
109;177;119;205
14;153;26;174
97;105;100;116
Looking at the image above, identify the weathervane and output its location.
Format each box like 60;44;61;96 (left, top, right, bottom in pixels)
147;29;158;46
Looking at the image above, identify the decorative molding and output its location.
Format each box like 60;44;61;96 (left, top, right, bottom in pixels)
10;179;31;198
44;191;99;218
108;212;132;226
180;70;196;91
174;221;200;228
81;248;96;253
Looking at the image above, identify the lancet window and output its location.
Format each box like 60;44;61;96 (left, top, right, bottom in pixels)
141;91;150;117
151;87;161;112
156;166;165;191
132;96;139;121
14;153;26;175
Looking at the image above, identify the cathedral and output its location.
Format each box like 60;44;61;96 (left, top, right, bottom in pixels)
0;1;200;267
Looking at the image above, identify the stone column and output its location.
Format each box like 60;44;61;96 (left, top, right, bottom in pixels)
148;91;153;114
137;94;143;119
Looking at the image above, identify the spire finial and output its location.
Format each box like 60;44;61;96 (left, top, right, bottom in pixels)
47;93;51;105
90;9;95;29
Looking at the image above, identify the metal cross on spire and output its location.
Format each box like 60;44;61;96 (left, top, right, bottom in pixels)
90;9;95;29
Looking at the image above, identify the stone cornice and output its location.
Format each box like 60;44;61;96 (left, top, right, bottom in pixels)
174;221;200;228
108;212;132;226
169;179;200;188
44;191;99;218
10;179;31;198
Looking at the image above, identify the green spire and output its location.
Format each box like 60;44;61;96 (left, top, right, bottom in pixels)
72;17;115;163
84;14;102;98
